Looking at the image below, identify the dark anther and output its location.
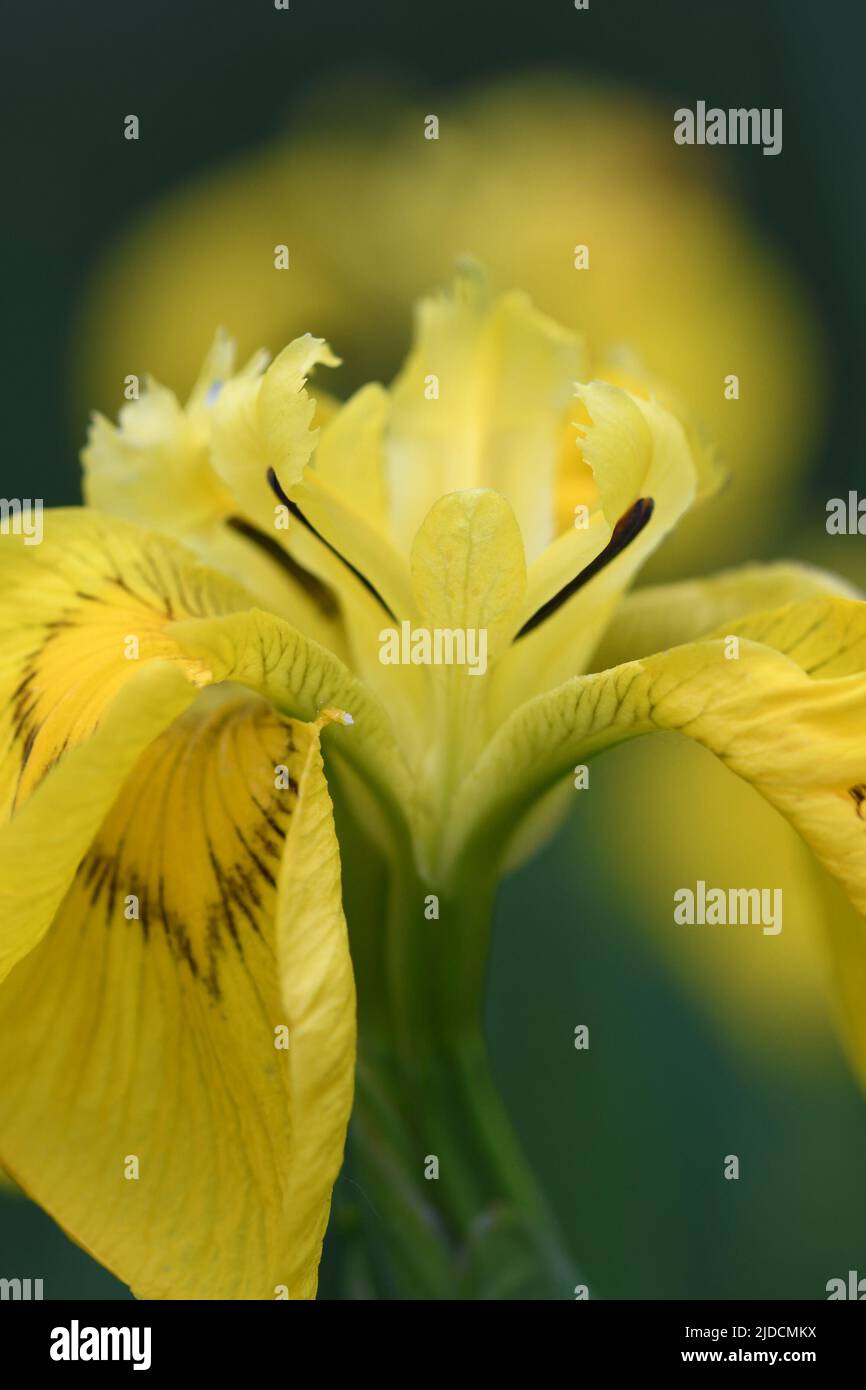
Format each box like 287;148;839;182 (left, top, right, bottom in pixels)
267;468;397;622
514;497;655;643
226;517;339;617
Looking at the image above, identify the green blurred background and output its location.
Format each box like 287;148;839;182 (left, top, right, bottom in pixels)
2;0;866;1298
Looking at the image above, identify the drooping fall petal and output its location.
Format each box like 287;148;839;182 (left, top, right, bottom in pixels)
0;694;354;1298
447;595;866;1082
591;561;858;669
0;510;358;1296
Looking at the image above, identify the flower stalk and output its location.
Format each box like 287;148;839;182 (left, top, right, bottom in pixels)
334;773;576;1297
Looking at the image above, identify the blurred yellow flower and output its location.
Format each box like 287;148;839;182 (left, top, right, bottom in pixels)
76;77;822;580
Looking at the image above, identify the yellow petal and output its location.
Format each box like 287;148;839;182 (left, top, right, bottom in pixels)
311;382;390;534
387;269;587;559
592;561;860;669
290;468;418;635
82;339;343;644
277;712;356;1288
409;488;526;844
206;335;394;657
448;596;866;1093
578;564;863;1062
0;508;252;821
492;382;700;722
0;662;197;983
169;607;416;829
210;333;338;524
410;488;526;660
0;691;354;1298
83;377;233;534
185;325;263;418
584;729;840;1060
594;352;725;510
458;595;866;875
288;384;423;702
291;379;422;634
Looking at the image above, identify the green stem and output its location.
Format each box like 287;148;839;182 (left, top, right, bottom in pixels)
328;757;578;1297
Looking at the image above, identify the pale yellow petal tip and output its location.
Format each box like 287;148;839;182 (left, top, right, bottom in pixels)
265;336;342;392
315;341;342;370
298;334;342;371
317;707;354;729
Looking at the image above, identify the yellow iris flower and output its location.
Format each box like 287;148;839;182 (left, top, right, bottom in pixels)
2;272;864;1299
76;79;831;1058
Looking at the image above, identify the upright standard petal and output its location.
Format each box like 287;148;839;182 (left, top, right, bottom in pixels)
83;336;344;648
387;269;586;559
492;381;703;723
